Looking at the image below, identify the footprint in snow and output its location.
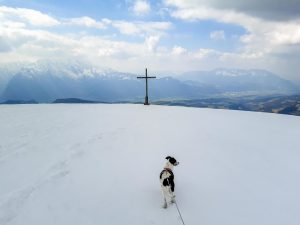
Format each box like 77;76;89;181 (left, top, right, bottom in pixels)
0;186;35;225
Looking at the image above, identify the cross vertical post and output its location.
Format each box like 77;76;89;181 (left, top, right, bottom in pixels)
137;68;156;105
145;68;149;104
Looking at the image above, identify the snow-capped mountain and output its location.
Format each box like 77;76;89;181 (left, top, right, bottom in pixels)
0;63;27;96
0;60;141;102
179;69;299;94
0;61;299;103
0;61;216;102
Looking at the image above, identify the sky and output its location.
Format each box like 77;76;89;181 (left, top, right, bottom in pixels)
0;0;300;80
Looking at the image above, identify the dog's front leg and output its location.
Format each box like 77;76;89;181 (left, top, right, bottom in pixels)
171;194;176;203
168;189;176;203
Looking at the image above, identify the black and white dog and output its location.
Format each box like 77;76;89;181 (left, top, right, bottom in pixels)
160;156;179;208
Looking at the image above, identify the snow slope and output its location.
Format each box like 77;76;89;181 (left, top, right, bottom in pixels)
0;104;299;225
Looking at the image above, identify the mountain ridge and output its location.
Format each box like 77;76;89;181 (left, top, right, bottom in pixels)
1;61;299;102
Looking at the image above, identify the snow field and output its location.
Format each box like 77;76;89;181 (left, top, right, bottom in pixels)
0;104;299;225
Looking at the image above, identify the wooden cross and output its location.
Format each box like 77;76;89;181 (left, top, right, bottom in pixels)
137;68;156;105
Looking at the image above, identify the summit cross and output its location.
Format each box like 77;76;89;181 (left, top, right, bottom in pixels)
137;68;156;105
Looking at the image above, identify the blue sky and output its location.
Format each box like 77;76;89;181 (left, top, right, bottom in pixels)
1;0;246;51
0;0;300;80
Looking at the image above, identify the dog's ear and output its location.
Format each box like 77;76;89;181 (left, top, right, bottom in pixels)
165;156;171;160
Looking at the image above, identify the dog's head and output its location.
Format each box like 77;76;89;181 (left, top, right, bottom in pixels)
166;156;179;166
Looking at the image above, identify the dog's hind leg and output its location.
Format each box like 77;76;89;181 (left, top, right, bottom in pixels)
162;197;167;208
162;186;171;208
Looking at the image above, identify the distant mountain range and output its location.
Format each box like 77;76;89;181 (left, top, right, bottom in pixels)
179;69;299;94
154;95;300;116
0;61;299;103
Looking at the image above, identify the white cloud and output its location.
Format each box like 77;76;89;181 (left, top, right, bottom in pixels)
1;5;300;79
132;0;151;15
112;21;141;35
172;45;187;55
0;6;59;26
66;17;171;37
193;48;218;59
111;20;172;36
1;21;26;29
145;36;160;52
0;37;11;52
66;17;107;29
164;0;300;47
210;30;225;40
0;6;171;60
163;0;300;21
163;0;300;78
